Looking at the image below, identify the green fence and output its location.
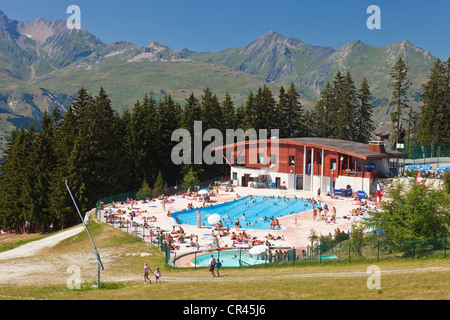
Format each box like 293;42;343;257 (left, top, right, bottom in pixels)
184;247;298;270
401;141;450;163
303;234;448;265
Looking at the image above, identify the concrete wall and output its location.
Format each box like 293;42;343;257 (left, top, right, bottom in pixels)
230;167;294;189
230;166;373;196
334;176;372;195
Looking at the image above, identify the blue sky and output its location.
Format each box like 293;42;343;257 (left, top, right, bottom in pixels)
2;0;449;59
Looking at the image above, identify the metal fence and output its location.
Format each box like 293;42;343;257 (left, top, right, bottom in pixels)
301;234;448;264
400;141;450;165
169;234;448;269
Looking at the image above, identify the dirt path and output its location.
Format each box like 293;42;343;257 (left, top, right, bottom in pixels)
153;265;450;282
0;226;84;261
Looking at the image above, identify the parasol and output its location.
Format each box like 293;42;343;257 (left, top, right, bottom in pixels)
249;245;268;255
207;213;221;225
198;188;210;195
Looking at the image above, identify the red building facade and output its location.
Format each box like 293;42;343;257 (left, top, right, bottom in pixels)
215;137;403;196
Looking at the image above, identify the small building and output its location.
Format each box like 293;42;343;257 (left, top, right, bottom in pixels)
214;137;403;197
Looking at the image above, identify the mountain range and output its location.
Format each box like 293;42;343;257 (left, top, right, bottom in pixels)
0;10;439;155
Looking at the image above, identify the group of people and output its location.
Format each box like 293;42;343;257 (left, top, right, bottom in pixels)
143;263;161;284
230;230;257;246
269;217;281;229
312;204;337;223
208;255;223;277
165;226;200;250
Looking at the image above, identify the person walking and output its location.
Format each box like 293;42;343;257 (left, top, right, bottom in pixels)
216;260;222;277
208;255;216;277
154;267;162;283
143;263;153;284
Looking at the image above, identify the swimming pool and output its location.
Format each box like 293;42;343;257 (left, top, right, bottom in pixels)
171;195;313;231
192;250;268;267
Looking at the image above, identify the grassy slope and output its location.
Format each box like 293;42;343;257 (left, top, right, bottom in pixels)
0;217;448;300
38;56;298;111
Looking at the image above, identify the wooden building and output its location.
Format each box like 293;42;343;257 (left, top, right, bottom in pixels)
214;137;403;196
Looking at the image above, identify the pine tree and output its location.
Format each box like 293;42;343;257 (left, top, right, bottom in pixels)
302;109;315;137
252;85;276;134
355;77;375;143
283;83;303;138
417;59;450;142
181;92;201;134
198;89;226;180
179;92;202;178
0;127;33;232
68;88;129;212
221;92;237;131
388;57;411;146
275;86;288;137
200;88;223;131
71;87;90;116
334;72;358;141
49;106;79;229
154;94;182;185
27;112;58;232
123;94;158;188
313;82;334;138
153;170;168;189
136;180;152;201
242;91;255;131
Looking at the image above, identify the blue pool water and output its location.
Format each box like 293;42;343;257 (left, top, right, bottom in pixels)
171;196;313;231
192;250;267;267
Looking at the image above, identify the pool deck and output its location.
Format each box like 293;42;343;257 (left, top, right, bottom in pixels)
99;186;378;267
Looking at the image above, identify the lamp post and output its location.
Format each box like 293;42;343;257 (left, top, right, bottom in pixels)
65;180;104;288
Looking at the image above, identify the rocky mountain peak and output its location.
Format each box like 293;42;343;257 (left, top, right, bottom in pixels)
0;9;19;39
146;41;170;52
17;17;56;42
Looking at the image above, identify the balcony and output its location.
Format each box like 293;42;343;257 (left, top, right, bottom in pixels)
340;169;379;179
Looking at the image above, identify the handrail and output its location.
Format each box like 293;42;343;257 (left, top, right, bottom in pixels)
239;259;251;266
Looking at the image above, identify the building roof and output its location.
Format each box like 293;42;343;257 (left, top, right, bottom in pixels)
214;137;404;161
370;121;401;142
281;138;403;160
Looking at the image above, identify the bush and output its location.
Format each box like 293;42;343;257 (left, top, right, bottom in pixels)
364;180;450;257
334;230;349;243
181;168;200;190
136;180;151;200
394;237;443;258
